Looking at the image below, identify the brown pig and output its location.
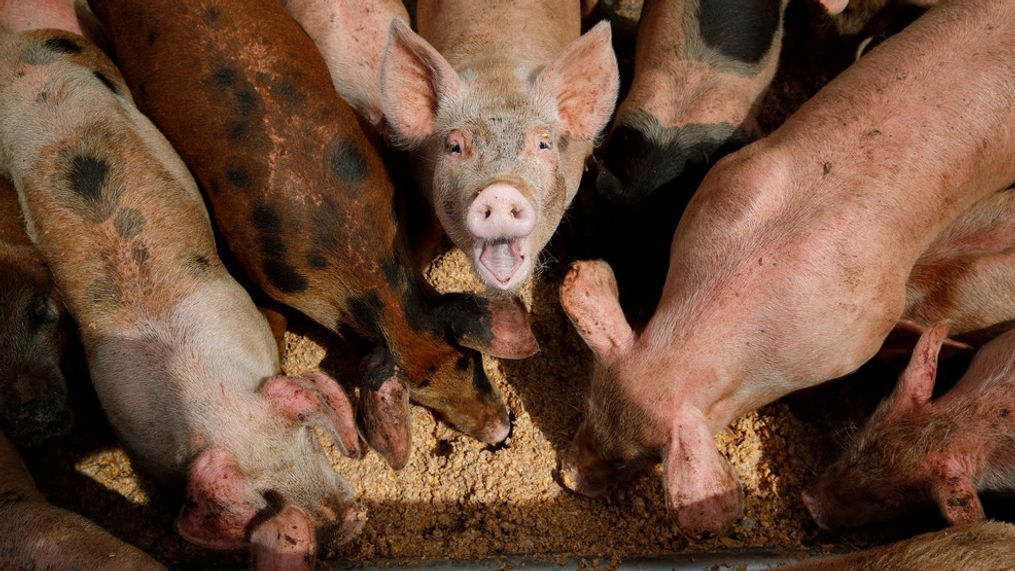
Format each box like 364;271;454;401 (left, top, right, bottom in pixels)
280;0;409;131
0;11;363;564
381;2;620;291
90;0;538;470
0;178;72;446
558;0;1014;539
783;522;1015;571
0;430;164;570
803;324;1015;530
596;0;788;203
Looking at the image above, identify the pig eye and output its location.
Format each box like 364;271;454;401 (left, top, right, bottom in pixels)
536;131;552;151
538;139;551;150
446;130;468;156
449;142;462;155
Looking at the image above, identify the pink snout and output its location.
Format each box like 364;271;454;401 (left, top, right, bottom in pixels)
467;183;535;240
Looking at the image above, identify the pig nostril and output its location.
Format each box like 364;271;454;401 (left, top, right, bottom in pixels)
484;208;491;219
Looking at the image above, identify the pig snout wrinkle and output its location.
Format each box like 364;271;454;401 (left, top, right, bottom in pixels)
467;184;535;241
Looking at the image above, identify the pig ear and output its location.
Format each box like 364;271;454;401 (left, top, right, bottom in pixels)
537;21;619;141
888;322;949;414
662;412;744;539
815;0;849;15
358;348;412;469
260;372;362;458
560;260;634;362
250;505;316;571
177;447;262;550
381;18;463;147
441;294;539;359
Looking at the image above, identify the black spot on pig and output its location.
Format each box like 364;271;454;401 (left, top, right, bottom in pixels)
328;138;367;185
113;208;145;238
346;292;384;336
213;67;237;90
268;74;306;111
234;89;258;117
598;118;748;202
227;120;248;141
697;0;781;65
132;245;150;265
68;156;110;201
21;37;81;65
93;71;119;95
251;206;308;294
436;293;495;349
226;165;251;190
204;6;222;27
307;252;328;270
44;37;82;55
85;275;122;315
469;353;495;397
146;30;159;46
1002;409;1010;418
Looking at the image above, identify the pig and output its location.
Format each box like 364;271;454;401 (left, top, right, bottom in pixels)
558;0;1015;539
280;0;409;132
0;177;72;446
596;0;789;203
904;188;1015;341
803;324;1015;530
783;522;1015;571
381;2;620;291
90;0;538;470
0;430;165;570
0;13;364;565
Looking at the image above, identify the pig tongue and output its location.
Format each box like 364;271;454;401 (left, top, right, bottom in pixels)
480;241;523;285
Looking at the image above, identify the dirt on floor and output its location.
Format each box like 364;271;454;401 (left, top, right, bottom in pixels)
18;0;946;568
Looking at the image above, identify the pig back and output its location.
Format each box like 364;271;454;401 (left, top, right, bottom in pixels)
91;0;403;327
416;0;581;70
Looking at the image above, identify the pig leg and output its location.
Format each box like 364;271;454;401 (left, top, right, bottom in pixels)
930;459;985;526
663;410;744;538
0;432;163;569
358;347;411;469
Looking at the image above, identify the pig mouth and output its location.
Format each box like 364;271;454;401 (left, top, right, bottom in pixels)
475;238;529;291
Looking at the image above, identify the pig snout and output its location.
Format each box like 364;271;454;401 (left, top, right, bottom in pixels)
801;488;834;531
1;371;71;447
467;183;535;290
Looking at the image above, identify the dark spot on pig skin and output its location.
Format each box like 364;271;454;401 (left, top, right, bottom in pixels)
598;119;748;203
251;205;308;294
214;67;237;90
204;6;222;27
697;0;781;65
328;138;367;185
346;292;384;336
132;245;150;265
1002;409;1011;418
85;275;122;315
455;356;470;372
44;37;82;55
68;156;110;201
35;91;47;103
307;252;328;270
227;120;248;141
234;89;258;117
93;71;119;95
469;353;495;397
226;165;251;189
146;30;158;46
113;208;145;238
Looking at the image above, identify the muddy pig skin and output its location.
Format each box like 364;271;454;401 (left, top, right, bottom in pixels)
0;177;71;446
559;0;1014;539
597;0;788;203
0;15;364;566
91;0;538;470
0;430;164;570
381;1;619;292
804;324;1015;529
783;522;1015;571
904;188;1015;341
281;0;409;132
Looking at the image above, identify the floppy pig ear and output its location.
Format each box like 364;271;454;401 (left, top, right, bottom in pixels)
537;21;619;141
889;322;949;414
381;19;463;147
358;348;412;470
177;447;262;550
442;294;539;359
260;372;361;458
560;260;634;361
662;413;743;539
250;505;316;571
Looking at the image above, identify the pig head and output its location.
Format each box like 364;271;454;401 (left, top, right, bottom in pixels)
381;19;619;291
804;324;1015;530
